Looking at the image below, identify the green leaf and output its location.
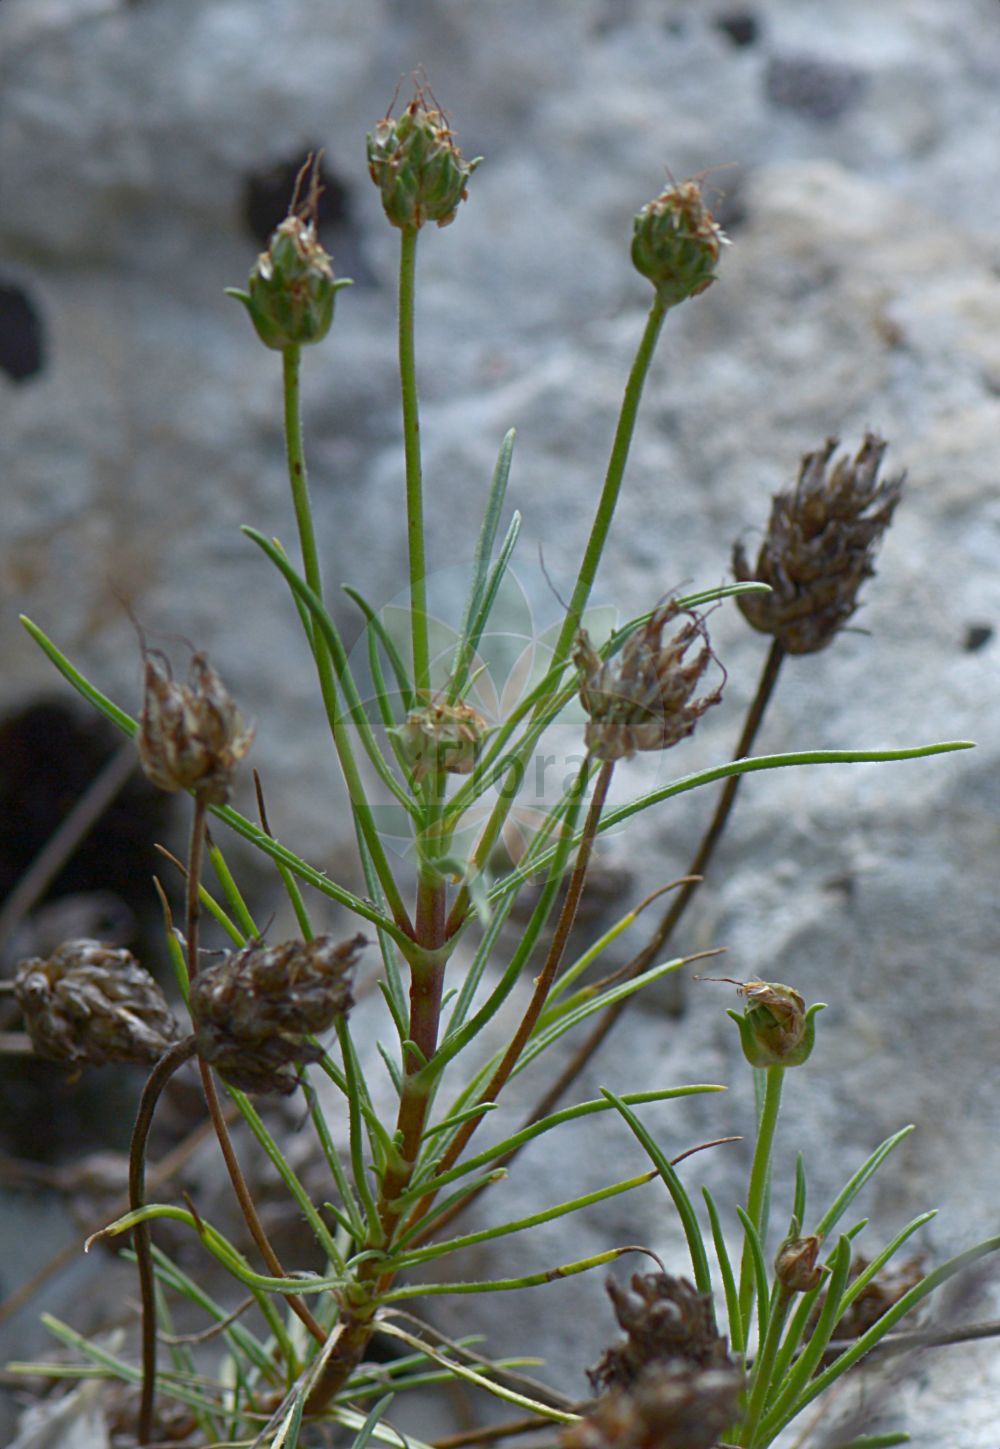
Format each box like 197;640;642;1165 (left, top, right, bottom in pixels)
392;1169;657;1273
243;528;418;817
735;1206;771;1353
395;1086;724;1205
344;583;417;713
449;428;517;700
703;1186;743;1357
519;747;974;881
603;1089;713;1297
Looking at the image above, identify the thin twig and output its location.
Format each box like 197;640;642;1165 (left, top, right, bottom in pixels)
430;1415;565;1449
131;1035;200;1445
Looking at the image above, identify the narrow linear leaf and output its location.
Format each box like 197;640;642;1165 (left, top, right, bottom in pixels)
603;1089;713;1297
703;1186;743;1358
396;1087;724;1205
513;747;974;888
814;1126;915;1239
735;1205;771;1353
449;428;517;698
393;1170;657;1273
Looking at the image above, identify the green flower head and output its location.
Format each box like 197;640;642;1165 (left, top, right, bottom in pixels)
726;979;825;1068
631;176;728;308
367;88;481;230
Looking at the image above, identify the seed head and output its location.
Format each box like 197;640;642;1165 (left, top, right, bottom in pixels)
726;978;825;1068
564;1362;745;1449
190;934;364;1095
631;178;728;307
367;89;481;230
589;1274;735;1395
575;604;724;763
138;651;254;806
733;434;904;653
228;156;351;350
15;940;180;1067
391;698;489;783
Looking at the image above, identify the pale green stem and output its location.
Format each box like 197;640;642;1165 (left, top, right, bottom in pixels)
399;225;429;693
281;345;409;930
739;1065;785;1339
548;292;667;673
739;1285;792;1447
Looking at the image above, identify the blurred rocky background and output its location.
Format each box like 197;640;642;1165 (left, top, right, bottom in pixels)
1;1;999;1444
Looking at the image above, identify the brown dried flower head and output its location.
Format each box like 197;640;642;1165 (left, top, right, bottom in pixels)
733;433;904;654
589;1274;734;1395
138;651;254;805
575;604;724;763
190;933;364;1095
392;697;489;783
564;1362;744;1449
15;940;180;1067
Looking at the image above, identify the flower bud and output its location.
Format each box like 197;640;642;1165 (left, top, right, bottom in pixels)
575;603;724;763
390;698;489;783
631;178;728;307
367;92;481;230
190;934;364;1095
228;156;351;350
775;1233;825;1293
15;940;180;1067
138;651;254;806
732;434;904;654
726;979;825;1068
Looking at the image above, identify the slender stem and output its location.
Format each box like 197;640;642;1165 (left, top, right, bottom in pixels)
739;1285;792;1447
398;225;429;693
739;1065;785;1339
548;294;666;674
185;797;207;983
513;638;787;1127
196;1059;325;1346
281;344;411;931
282;344;326;642
131;1035;199;1445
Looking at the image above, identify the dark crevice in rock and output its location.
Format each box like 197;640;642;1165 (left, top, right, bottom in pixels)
0;280;45;382
764;54;868;124
715;11;760;48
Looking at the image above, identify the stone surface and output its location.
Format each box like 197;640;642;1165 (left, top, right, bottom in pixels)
2;1;999;1444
